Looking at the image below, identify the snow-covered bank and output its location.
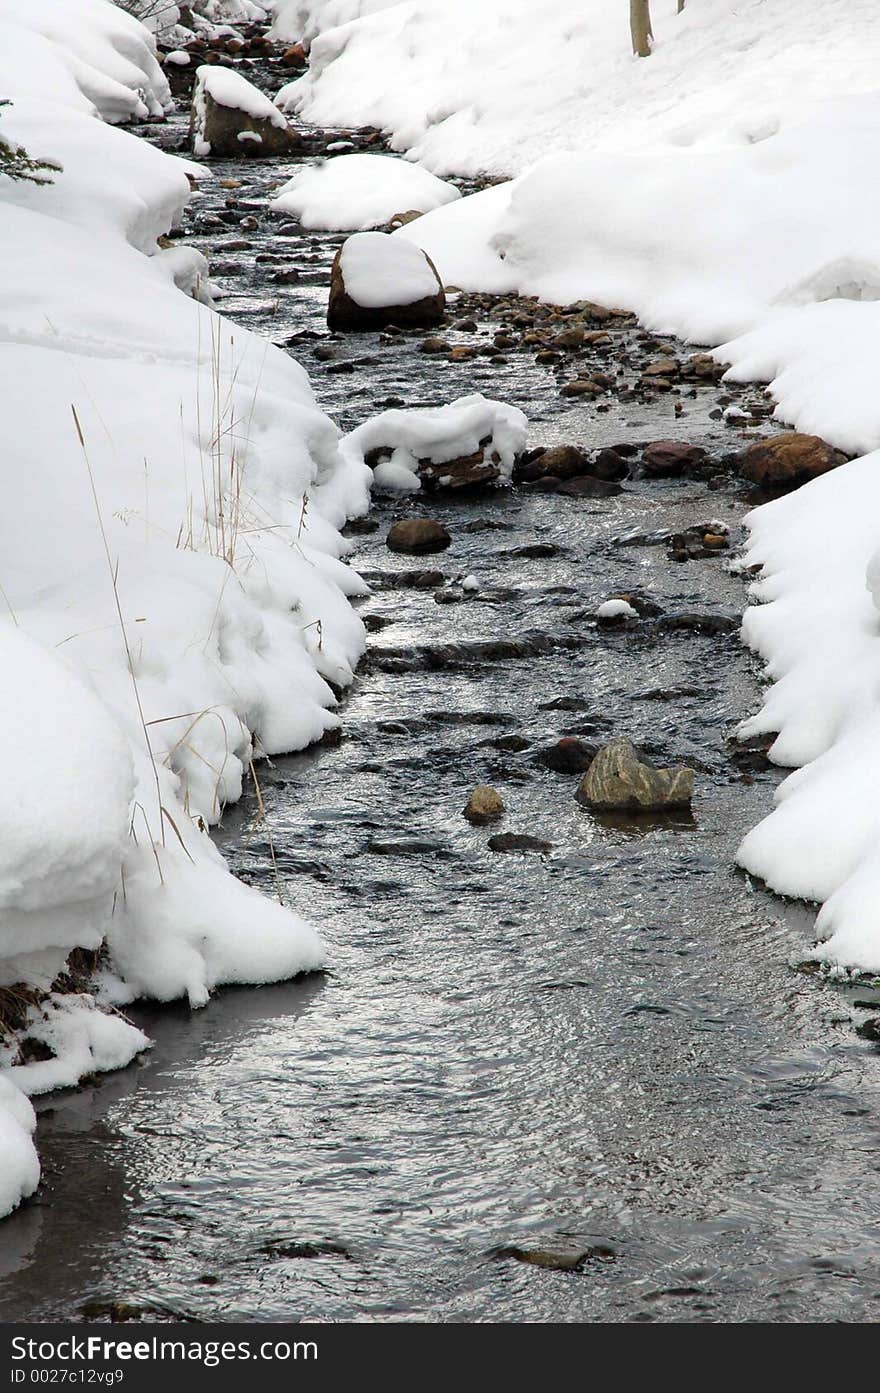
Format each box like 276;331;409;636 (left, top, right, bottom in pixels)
736;456;880;975
0;0;352;1213
278;0;879;178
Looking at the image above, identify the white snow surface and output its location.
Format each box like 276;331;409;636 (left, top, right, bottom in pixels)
338;230;441;307
270;152;459;231
0;0;171;123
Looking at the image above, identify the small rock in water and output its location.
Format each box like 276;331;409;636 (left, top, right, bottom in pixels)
577;738;694;812
515;445;590;483
498;1245;612;1272
536;737;597;774
386;519;451;554
463;785;505;825
557;476;623;498
488;833;553;854
856;1017;880;1043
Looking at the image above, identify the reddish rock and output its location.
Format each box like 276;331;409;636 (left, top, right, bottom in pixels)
641;440;708;476
517;445;590;483
738;433;847;488
281;43;307;66
386;519;451;554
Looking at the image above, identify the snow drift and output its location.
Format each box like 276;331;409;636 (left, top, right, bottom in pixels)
271;152;460;231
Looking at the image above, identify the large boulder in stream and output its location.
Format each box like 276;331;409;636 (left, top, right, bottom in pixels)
577;739;693;813
328;232;445;331
191;66;302;157
737;432;847;489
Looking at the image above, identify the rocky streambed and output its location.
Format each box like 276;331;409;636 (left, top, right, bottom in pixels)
1;34;879;1325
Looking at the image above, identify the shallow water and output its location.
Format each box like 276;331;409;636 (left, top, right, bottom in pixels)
2;69;879;1325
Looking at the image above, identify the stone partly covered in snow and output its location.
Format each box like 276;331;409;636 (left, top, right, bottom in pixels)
328;231;445;331
595;598;638;625
386;518;451;554
577;739;694;813
463;786;505;825
191;66;301;158
342;393;527;494
271;153;460;232
737;433;847;489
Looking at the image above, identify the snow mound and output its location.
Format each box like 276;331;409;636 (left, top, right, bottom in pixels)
270;152;460;231
0;0;171;123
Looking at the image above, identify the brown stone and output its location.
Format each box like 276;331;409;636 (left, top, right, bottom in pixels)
641;440;708;476
419;451;500;491
518;445;590;483
387;209;424;230
557;476;623;497
386;519;451;554
738;433;847;488
281;43;307;66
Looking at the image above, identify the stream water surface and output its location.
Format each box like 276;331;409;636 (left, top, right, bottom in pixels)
1;62;879;1325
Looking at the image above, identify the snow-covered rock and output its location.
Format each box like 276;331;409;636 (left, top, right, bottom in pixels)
328;230;444;329
341;394;526;494
191;65;301;157
270;152;460;231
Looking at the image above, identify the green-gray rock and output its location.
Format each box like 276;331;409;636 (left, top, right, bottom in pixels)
577;738;693;812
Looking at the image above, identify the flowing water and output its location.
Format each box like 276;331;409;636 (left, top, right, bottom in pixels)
2;56;879;1325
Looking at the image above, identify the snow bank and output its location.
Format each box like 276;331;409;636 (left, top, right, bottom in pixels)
0;0;171;123
271;152;459;231
0;1078;39;1220
0;0;357;1214
736;453;880;973
269;1;401;46
281;0;880;177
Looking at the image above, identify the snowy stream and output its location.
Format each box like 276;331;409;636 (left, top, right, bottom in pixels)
1;76;879;1324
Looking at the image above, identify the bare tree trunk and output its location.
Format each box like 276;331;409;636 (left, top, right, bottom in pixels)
630;0;653;58
678;0;686;13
